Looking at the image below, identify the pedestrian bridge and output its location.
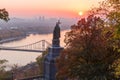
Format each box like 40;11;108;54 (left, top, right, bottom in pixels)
0;40;51;52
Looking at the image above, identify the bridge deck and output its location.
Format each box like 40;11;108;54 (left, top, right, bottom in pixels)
0;48;44;53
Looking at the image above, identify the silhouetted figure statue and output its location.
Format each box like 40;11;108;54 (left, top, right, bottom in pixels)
52;20;61;47
53;20;61;39
44;20;63;80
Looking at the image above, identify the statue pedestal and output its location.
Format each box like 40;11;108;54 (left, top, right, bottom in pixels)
52;39;60;47
44;46;63;80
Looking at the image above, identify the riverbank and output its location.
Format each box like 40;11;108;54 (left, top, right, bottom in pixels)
0;36;26;44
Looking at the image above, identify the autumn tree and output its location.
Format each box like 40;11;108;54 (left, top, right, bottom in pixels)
0;8;9;69
0;9;11;80
0;8;9;21
91;0;120;36
91;0;120;77
56;15;120;80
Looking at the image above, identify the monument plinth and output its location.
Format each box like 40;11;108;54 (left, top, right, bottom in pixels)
44;21;63;80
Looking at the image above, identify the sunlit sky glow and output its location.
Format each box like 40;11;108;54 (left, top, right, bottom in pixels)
0;0;103;18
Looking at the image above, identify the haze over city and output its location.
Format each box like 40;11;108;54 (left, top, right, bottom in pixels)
0;0;103;18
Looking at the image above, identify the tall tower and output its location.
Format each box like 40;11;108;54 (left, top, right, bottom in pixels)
44;21;63;80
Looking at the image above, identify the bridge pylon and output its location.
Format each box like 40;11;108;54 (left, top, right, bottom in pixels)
41;40;45;51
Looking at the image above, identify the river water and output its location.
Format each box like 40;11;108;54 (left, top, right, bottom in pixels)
0;30;68;66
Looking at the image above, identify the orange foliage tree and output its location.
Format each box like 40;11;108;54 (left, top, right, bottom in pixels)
0;8;9;21
56;15;120;80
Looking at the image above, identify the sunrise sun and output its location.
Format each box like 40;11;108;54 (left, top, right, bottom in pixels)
78;11;83;16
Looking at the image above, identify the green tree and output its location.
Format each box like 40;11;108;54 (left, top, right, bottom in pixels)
36;49;48;75
0;59;10;80
56;15;120;80
0;8;9;21
0;59;8;72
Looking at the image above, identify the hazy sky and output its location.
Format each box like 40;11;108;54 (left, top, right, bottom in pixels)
0;0;103;18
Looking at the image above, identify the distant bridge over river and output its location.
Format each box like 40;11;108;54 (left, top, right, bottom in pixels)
0;40;51;52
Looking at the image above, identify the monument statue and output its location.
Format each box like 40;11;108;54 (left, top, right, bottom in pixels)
44;20;63;80
53;20;61;39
